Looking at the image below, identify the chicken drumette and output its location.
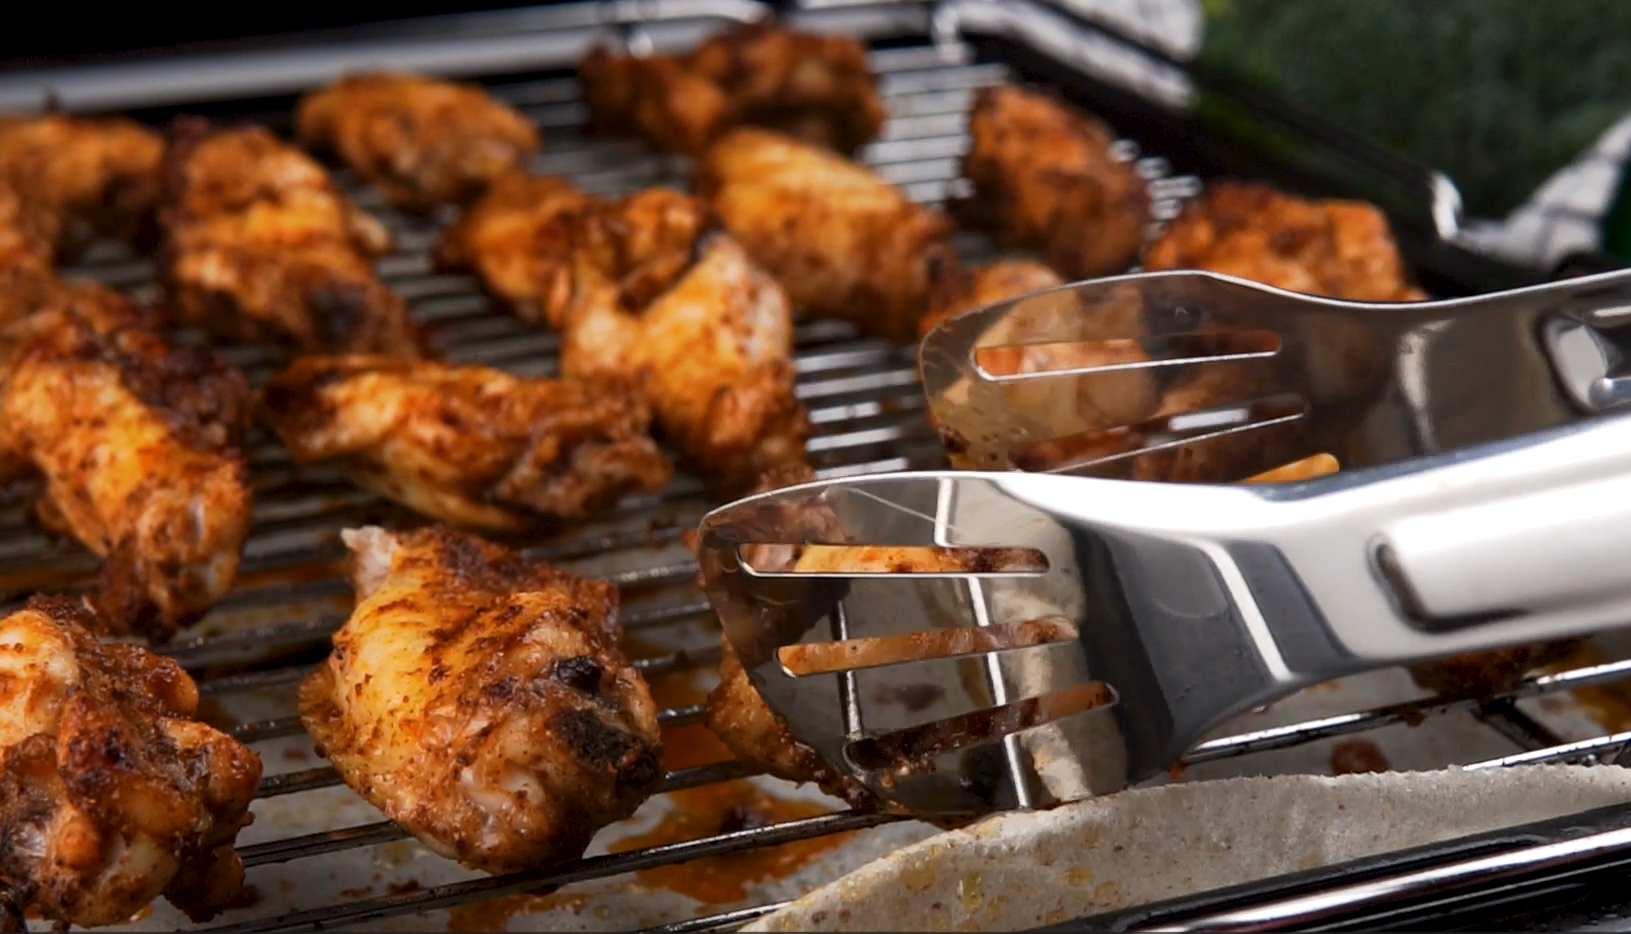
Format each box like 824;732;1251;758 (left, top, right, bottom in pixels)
579;22;886;157
157;119;425;357
0;595;261;928
297;72;541;210
0;305;253;641
696;127;959;343
261;355;671;531
440;177;808;490
300;525;662;874
954;85;1150;281
0;113;164;260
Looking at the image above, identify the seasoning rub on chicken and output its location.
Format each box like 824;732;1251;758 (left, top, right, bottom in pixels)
300;526;663;874
157;119;425;357
297;71;541;210
0;113;165;261
0;596;262;929
260;355;672;531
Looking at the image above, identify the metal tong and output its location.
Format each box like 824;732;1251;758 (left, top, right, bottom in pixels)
696;269;1631;817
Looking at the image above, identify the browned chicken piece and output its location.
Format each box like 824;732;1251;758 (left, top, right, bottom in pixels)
297;72;542;210
0;248;156;340
0;113;164;260
157;119;425;357
921;256;1067;339
0;595;261;928
260;355;672;531
696;127;959;343
954;85;1150;280
579;22;886;157
440;177;809;490
0;310;253;641
300;525;662;873
1144;180;1427;302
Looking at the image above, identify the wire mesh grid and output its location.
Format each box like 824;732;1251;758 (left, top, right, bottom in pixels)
3;22;1631;934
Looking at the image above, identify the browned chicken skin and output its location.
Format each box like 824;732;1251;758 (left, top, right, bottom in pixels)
440;177;808;490
297;72;542;210
921;256;1066;339
954;85;1150;281
157;118;425;357
0;595;262;928
0;303;253;641
300;525;662;874
580;22;886;157
0;113;165;261
696;127;958;343
260;355;672;531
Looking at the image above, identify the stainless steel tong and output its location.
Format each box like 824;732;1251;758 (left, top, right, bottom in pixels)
696;270;1631;817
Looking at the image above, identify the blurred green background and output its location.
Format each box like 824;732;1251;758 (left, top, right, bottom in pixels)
1199;0;1631;219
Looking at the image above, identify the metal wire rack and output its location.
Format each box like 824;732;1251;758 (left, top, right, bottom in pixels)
4;2;1631;932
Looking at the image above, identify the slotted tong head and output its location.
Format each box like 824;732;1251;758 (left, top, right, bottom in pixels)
697;269;1631;816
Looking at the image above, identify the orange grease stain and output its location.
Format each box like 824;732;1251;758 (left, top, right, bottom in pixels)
1548;642;1631;732
444;891;591;932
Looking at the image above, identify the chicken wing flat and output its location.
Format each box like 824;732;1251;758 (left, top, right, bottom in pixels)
297;72;541;210
300;525;662;874
920;256;1066;339
0;311;253;641
696;127;958;343
157;119;425;357
0;595;261;928
579;22;886;157
1144;180;1426;302
0;113;164;260
261;355;671;531
954;86;1150;280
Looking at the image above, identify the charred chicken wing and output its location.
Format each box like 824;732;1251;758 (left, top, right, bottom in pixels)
696;127;958;343
297;72;541;210
157;119;425;357
0;113;164;260
0;595;261;928
261;355;671;531
954;85;1149;280
579;22;886;157
300;526;662;873
0;312;253;640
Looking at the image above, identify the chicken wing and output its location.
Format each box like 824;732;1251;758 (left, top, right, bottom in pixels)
579;22;885;157
920;256;1066;339
300;525;662;873
1144;180;1426;302
157;118;425;357
297;72;541;210
0;595;261;928
696;127;958;343
440;178;808;490
261;355;671;531
0;310;253;641
0;113;164;260
953;86;1149;280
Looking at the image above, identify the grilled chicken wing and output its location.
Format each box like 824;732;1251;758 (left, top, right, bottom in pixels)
261;355;671;531
580;22;885;157
954;86;1149;280
920;256;1066;339
0;113;164;260
297;72;541;210
300;525;662;873
0;595;261;928
696;128;958;342
157;119;425;357
440;178;808;489
0;249;156;339
0;310;253;640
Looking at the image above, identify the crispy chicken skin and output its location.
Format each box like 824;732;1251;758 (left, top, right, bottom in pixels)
0;595;261;928
696;128;958;343
0;114;164;260
297;72;541;210
1144;180;1427;302
0;250;156;340
954;86;1149;280
579;22;886;157
0;311;253;641
920;257;1066;339
260;355;672;531
300;526;662;874
157;119;425;357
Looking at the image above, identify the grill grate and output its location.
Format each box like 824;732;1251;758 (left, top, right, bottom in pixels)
2;18;1628;934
